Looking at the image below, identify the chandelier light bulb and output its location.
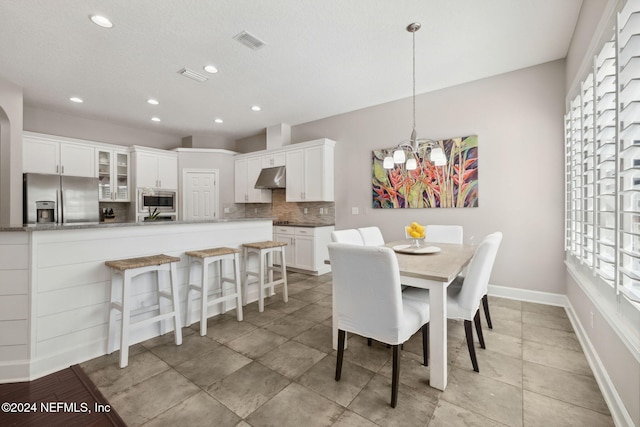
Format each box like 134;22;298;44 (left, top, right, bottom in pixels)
430;147;446;166
383;156;394;169
406;157;418;170
393;149;406;164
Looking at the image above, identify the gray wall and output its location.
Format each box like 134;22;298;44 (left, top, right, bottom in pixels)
291;59;566;295
181;133;236;151
565;0;613;94
176;149;238;219
0;76;23;226
236;132;267;154
23;105;183;149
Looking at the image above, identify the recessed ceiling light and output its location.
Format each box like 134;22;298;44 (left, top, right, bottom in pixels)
69;97;83;103
89;15;113;28
203;65;218;74
251;105;261;111
214;118;223;124
147;98;159;105
151;117;161;122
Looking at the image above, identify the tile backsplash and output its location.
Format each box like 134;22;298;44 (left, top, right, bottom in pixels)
99;202;131;222
224;189;335;225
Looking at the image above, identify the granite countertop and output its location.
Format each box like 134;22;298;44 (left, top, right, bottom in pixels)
273;222;335;228
0;217;275;232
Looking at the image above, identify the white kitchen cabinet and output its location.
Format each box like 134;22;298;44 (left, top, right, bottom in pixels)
235;157;272;203
23;135;95;177
284;149;304;202
285;139;334;202
157;155;178;189
292;228;315;271
273;225;334;275
273;229;295;267
97;149;130;201
261;152;286;168
133;148;178;190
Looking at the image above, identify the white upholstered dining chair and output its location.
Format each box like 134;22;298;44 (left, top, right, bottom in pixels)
330;229;364;245
328;243;430;407
424;224;463;244
424;224;495;330
403;232;502;372
357;226;385;246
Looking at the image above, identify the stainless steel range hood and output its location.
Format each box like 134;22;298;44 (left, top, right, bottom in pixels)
255;166;286;189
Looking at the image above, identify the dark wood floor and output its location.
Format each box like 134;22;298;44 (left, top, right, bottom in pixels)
0;365;125;427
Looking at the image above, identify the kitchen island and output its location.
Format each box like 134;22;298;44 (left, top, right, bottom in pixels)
0;218;273;383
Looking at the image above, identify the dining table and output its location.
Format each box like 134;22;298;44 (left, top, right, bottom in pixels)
331;239;476;391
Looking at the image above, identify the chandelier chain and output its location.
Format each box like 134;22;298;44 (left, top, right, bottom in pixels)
412;29;416;135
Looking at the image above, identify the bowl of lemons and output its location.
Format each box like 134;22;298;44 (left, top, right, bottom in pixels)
405;222;426;247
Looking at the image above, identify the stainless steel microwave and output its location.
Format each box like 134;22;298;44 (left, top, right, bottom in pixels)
138;189;176;214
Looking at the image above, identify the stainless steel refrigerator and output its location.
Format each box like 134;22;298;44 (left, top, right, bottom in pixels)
23;173;99;225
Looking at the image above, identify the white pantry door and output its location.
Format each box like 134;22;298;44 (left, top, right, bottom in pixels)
184;170;218;221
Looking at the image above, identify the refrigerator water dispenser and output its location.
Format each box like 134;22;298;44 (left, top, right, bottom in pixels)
36;200;56;223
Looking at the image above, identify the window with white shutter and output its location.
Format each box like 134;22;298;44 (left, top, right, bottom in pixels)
617;0;640;301
565;0;640;303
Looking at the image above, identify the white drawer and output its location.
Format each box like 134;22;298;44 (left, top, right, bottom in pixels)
274;226;295;235
294;227;315;236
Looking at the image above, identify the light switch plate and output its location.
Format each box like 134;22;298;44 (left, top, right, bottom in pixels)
351;207;359;215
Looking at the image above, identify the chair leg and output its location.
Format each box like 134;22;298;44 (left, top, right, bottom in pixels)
335;330;346;381
391;344;400;408
482;294;493;329
474;309;485;349
422;323;429;366
464;320;479;372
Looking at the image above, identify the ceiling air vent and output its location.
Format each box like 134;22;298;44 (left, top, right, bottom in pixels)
233;30;266;50
178;67;208;82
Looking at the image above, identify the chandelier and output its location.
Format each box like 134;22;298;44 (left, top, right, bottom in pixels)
383;22;446;170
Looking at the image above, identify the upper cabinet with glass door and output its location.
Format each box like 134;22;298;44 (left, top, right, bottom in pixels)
97;148;130;202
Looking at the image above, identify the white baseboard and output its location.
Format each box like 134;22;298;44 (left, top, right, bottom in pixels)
487;284;567;307
0;360;30;384
487;283;634;427
565;302;635;427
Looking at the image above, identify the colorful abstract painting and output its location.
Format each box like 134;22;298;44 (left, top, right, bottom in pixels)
372;135;478;208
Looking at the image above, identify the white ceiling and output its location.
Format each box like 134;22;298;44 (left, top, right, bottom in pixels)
0;0;583;141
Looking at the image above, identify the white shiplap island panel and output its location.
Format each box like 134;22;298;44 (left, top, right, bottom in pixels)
0;219;273;382
0;232;30;381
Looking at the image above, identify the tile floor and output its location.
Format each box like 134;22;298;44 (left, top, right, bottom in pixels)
81;272;614;427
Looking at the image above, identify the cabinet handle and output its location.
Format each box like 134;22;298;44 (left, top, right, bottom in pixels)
56;165;59;174
61;165;64;174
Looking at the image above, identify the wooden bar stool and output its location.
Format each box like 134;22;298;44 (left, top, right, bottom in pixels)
185;247;243;336
242;241;288;312
105;254;182;368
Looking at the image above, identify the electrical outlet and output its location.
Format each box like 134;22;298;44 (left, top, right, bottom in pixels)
352;207;359;215
319;207;324;214
304;208;308;214
254;208;258;213
224;207;230;214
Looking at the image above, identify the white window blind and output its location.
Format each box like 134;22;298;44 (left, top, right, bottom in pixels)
618;0;640;301
565;0;640;302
